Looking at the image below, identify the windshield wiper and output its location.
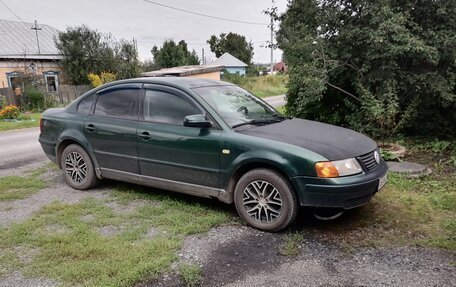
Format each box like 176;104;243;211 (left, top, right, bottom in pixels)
270;113;292;120
232;119;281;129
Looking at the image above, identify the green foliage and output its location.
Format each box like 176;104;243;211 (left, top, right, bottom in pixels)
0;95;7;109
55;25;140;85
179;263;202;287
412;138;455;154
0;179;233;286
222;74;288;98
0;112;41;131
0;171;47;201
140;59;160;72
207;32;254;65
278;0;456;139
22;85;44;111
380;148;399;161
425;139;452;154
151;40;199;69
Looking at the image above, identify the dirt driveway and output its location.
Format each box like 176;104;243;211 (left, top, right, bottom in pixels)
0;161;454;286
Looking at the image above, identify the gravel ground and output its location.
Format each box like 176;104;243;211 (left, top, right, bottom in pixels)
1;162;455;287
0;167;110;227
144;225;456;287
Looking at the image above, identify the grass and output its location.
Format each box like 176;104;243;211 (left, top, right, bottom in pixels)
1;139;455;285
305;145;456;250
223;75;288;98
179;263;202;287
0;182;233;286
280;232;304;256
0;113;41;131
0;167;48;201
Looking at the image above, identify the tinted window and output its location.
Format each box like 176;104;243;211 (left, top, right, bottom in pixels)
94;88;139;120
144;90;199;125
77;94;94;114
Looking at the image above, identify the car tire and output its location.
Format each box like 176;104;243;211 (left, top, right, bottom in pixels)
234;168;298;232
61;144;99;190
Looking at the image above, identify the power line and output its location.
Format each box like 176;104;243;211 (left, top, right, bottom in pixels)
0;0;25;23
142;0;268;26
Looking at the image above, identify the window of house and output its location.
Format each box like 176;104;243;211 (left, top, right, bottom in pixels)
94;88;139;120
77;94;94;114
144;90;199;125
6;72;21;89
43;71;59;92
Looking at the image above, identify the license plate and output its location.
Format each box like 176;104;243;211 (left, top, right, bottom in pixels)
378;173;387;191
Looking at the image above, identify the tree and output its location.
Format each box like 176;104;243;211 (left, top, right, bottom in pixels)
207;32;254;65
151;40;199;69
277;0;456;138
55;25;140;85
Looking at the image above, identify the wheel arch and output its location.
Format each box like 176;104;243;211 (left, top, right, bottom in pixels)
56;136;102;179
224;160;296;204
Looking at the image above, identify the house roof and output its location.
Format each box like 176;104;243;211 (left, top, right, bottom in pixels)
213;52;248;68
0;19;61;60
142;64;222;77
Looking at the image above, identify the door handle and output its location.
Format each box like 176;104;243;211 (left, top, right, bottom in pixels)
85;124;96;133
138;131;151;140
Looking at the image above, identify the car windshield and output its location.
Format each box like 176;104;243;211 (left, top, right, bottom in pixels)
193;85;282;128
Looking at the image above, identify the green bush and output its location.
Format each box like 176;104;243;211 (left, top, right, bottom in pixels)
0;95;7;110
22;86;45;111
278;0;456;139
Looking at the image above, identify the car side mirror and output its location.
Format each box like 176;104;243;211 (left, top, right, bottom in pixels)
183;114;212;128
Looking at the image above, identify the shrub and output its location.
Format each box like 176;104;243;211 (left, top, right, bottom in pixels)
22;86;45;111
278;0;456;139
0;105;20;119
0;95;7;109
88;72;116;88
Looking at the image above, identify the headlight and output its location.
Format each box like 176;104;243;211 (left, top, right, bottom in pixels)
315;158;362;178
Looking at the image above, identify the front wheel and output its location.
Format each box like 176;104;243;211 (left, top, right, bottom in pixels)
234;169;298;232
61;144;99;190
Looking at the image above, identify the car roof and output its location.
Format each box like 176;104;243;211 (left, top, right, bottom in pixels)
107;77;234;89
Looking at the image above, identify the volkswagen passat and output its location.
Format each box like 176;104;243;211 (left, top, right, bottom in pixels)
39;78;388;231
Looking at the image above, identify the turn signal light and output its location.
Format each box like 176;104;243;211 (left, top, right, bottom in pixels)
315;162;339;178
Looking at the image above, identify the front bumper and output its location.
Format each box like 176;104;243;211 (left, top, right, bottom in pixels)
291;160;388;209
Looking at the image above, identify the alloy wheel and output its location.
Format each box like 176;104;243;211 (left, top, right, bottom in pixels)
65;151;87;184
242;180;283;224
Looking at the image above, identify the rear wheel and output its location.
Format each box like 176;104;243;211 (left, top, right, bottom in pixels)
61;144;98;190
234;168;298;232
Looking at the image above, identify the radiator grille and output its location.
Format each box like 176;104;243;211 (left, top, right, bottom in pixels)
357;151;379;171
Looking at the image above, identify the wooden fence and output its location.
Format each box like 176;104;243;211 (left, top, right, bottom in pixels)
49;85;91;105
0;85;91;107
0;88;17;106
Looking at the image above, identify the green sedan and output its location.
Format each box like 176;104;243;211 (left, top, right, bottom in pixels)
39;77;388;231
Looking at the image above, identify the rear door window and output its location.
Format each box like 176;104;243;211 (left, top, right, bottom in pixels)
77;94;94;114
94;88;139;120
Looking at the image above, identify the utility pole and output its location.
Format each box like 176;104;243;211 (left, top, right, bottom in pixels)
202;48;205;65
269;0;275;74
31;20;42;54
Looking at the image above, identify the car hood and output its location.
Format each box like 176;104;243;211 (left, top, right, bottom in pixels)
237;118;377;161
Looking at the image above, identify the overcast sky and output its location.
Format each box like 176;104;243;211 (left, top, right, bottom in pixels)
0;0;288;64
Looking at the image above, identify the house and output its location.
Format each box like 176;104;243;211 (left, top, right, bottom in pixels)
142;64;222;80
0;19;62;91
273;61;287;73
213;52;248;76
